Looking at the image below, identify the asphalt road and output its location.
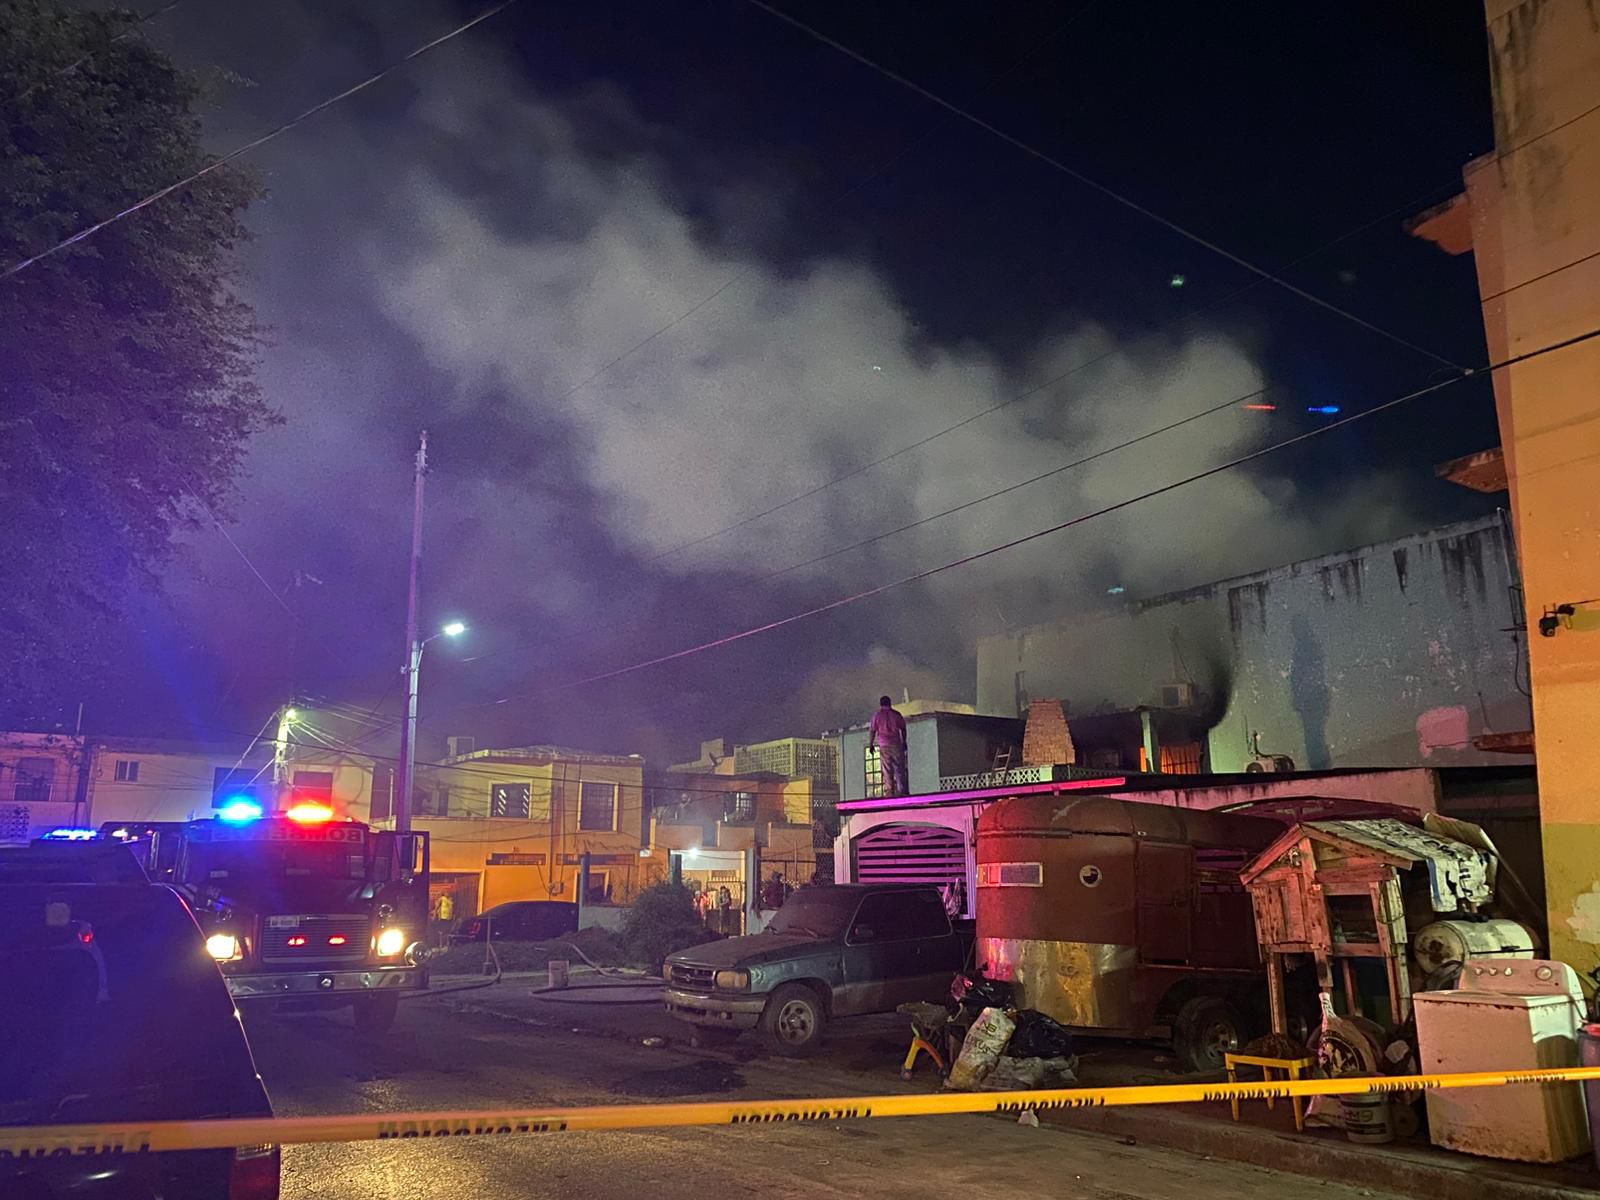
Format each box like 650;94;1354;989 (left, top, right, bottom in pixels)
241;985;1404;1200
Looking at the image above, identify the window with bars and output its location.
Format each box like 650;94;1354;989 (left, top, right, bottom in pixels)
863;745;883;799
490;782;532;819
13;758;54;804
579;781;617;831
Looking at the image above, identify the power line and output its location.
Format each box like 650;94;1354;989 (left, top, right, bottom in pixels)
641;180;1481;567
453;323;1600;716
14;0;184;106
760;385;1274;583
2;0;522;280
536;5;1098;475
743;0;1463;375
1479;245;1600;306
448;169;1502;673
465;378;1274;670
206;511;295;617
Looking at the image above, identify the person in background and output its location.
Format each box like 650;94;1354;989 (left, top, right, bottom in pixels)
870;695;909;797
433;890;457;946
761;871;787;910
717;885;734;935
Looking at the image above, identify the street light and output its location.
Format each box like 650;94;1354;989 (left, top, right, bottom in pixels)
395;619;467;832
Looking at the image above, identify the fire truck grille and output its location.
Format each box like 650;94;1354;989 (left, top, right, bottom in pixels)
260;915;369;964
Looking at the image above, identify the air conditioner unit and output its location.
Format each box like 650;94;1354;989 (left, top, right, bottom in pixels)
1157;682;1195;709
446;736;476;758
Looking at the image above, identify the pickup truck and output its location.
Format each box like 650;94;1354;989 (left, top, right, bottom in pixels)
663;883;968;1055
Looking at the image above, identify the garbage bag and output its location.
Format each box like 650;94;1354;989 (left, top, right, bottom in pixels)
978;1055;1079;1091
1008;1009;1074;1060
950;968;1014;1015
945;1006;1016;1090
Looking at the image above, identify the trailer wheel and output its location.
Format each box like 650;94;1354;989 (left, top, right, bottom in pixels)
761;984;826;1056
1173;996;1245;1073
354;992;400;1032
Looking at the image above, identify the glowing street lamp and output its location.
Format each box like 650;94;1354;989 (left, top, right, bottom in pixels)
395;618;468;831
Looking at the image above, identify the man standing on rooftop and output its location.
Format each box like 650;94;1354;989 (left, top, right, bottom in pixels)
870;695;909;797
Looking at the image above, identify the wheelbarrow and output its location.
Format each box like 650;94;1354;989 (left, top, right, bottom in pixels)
896;1002;951;1081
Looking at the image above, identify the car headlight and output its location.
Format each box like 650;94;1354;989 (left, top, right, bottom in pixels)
714;969;750;992
376;927;407;957
206;933;241;962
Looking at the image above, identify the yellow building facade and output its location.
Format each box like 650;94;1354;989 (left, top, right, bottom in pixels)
399;747;649;914
1414;1;1600;969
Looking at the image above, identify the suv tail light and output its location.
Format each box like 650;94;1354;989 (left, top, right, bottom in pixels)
230;1144;280;1200
466;920;482;938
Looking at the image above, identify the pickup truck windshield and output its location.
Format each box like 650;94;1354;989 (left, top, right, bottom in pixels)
766;889;859;937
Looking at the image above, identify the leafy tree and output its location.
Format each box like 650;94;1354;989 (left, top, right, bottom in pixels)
0;0;272;725
621;882;719;971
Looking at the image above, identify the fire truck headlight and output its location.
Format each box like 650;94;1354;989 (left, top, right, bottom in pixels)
206;933;241;962
376;928;407;957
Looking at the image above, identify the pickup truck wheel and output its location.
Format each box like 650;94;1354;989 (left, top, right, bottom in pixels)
354;993;400;1032
761;984;826;1056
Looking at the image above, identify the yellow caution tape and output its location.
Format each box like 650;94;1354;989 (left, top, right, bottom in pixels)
4;1066;1598;1158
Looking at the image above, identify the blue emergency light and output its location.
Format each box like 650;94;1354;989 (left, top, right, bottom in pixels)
217;797;264;824
42;827;97;841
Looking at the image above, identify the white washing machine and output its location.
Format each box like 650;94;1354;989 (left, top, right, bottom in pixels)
1414;957;1590;1163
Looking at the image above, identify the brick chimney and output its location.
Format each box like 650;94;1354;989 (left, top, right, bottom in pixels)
1022;698;1075;767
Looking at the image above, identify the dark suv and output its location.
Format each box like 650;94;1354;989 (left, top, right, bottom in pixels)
0;876;280;1198
664;884;967;1054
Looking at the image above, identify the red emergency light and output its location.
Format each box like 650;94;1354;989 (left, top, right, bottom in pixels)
327;934;348;946
285;802;334;824
286;935;308;947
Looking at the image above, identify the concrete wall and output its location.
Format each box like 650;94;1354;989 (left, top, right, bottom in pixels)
977;514;1532;774
1461;0;1600;968
85;742;374;826
0;731;86;841
1105;768;1442;814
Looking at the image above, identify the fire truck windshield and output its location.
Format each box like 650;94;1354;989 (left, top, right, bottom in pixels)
181;841;368;883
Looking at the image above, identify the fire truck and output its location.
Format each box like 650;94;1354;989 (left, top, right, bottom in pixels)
164;799;431;1030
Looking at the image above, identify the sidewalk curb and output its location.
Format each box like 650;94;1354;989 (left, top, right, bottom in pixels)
1040;1105;1598;1200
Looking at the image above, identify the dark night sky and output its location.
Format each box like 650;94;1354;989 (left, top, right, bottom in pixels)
94;0;1497;760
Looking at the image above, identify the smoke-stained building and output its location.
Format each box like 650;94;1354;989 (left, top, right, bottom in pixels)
976;513;1531;774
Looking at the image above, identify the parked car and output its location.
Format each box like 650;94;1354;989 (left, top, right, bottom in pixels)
452;899;580;943
663;883;969;1055
0;875;280;1198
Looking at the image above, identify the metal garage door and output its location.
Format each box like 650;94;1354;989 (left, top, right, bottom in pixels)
852;824;967;888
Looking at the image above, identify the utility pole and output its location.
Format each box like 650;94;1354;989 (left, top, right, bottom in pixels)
273;703;298;811
395;432;428;833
